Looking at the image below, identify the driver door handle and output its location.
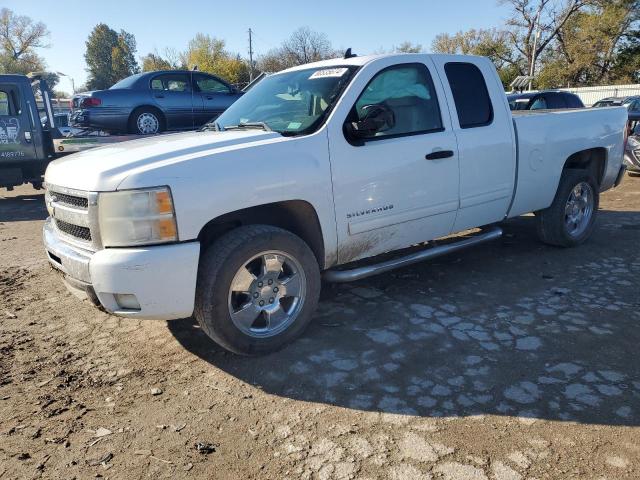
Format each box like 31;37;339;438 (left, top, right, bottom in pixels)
425;150;454;160
154;94;165;98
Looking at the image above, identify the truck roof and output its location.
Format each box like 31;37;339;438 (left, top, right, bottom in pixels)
282;53;487;73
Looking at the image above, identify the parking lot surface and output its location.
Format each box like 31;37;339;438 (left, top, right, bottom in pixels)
1;180;639;479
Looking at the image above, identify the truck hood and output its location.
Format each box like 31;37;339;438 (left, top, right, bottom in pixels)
45;130;282;191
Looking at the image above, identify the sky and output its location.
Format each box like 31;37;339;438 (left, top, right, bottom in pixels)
5;0;512;94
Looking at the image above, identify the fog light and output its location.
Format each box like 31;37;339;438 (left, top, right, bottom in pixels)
114;293;141;311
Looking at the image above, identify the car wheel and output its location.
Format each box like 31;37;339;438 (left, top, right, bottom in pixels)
129;108;164;135
536;168;599;247
194;225;321;355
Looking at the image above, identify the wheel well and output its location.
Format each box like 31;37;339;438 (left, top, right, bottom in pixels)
128;105;165;128
198;201;326;268
563;147;607;185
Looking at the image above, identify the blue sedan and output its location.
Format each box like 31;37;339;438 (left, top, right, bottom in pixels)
71;70;243;134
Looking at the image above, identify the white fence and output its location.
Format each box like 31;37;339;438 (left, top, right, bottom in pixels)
556;84;640;106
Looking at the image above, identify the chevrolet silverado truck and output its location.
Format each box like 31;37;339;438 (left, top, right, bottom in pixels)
42;53;628;355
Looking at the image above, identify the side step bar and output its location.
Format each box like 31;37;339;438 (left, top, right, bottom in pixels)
323;226;503;283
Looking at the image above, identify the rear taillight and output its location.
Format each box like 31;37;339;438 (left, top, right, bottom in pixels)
81;97;102;108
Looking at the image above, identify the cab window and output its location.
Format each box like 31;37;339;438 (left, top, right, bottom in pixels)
352;63;443;139
195;74;230;93
151;73;190;92
0;89;18;116
546;93;566;109
444;62;493;128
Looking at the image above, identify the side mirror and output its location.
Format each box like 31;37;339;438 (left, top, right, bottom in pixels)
345;104;395;140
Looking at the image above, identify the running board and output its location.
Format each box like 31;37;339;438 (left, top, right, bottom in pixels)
323;227;503;283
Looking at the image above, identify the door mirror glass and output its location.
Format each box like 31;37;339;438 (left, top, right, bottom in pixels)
345;104;395;139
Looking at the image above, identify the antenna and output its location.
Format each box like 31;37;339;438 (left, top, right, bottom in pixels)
344;48;357;59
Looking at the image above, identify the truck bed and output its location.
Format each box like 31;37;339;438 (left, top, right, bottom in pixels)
508;106;628;218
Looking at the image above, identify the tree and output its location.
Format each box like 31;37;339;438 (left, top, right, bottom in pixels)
112;30;138;81
182;34;250;84
394;41;423;53
537;0;640;87
257;27;336;72
501;0;587;79
141;48;184;72
0;8;49;75
85;24;139;90
432;29;518;87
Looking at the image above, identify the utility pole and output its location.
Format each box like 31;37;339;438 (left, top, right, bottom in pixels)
528;10;542;91
248;28;254;82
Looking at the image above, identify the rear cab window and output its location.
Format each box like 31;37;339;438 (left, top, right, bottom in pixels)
444;62;493;128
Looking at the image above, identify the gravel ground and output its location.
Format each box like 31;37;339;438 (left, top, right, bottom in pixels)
1;179;639;480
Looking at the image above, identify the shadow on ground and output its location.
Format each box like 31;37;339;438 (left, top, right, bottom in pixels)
0;193;47;222
169;210;640;427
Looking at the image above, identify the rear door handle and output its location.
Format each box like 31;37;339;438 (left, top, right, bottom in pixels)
425;150;454;160
154;94;165;98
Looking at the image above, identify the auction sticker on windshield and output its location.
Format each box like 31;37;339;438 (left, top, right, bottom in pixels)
309;68;349;79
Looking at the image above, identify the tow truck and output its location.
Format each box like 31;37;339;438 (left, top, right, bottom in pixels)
0;73;163;191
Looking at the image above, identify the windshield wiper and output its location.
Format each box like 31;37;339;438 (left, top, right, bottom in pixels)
200;121;222;132
223;122;272;132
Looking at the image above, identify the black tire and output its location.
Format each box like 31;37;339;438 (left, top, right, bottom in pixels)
194;225;321;355
536;168;599;247
128;107;165;135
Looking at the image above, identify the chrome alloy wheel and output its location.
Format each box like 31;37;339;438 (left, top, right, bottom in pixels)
228;251;306;338
137;112;159;134
565;181;594;237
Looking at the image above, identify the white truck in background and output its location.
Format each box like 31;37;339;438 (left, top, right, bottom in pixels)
42;53;628;355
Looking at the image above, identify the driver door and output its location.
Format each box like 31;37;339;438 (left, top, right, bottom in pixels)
327;60;460;264
0;84;37;161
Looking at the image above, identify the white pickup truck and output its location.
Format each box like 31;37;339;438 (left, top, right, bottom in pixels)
43;53;628;355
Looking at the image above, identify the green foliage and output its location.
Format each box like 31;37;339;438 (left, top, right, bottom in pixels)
0;8;49;75
85;24;139;90
180;34;249;84
432;29;518;88
537;0;640;87
433;0;639;89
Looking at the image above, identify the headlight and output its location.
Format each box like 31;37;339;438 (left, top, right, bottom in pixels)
98;187;178;247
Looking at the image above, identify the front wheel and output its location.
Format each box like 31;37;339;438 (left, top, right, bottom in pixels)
536;169;599;247
194;225;321;355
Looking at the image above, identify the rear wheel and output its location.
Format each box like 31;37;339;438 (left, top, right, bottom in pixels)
129;107;164;135
536;169;599;247
194;225;321;355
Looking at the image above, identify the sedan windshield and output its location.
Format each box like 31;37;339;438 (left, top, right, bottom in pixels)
214;66;357;135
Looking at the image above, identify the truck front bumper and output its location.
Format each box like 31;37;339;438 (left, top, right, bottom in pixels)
43;217;200;320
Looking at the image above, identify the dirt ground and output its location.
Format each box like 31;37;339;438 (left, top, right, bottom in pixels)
1;178;639;480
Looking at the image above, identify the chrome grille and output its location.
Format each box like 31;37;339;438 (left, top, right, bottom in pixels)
51;191;88;209
55;219;92;241
46;185;100;250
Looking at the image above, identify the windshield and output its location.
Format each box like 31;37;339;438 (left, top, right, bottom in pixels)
214;66;357;135
110;73;144;89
